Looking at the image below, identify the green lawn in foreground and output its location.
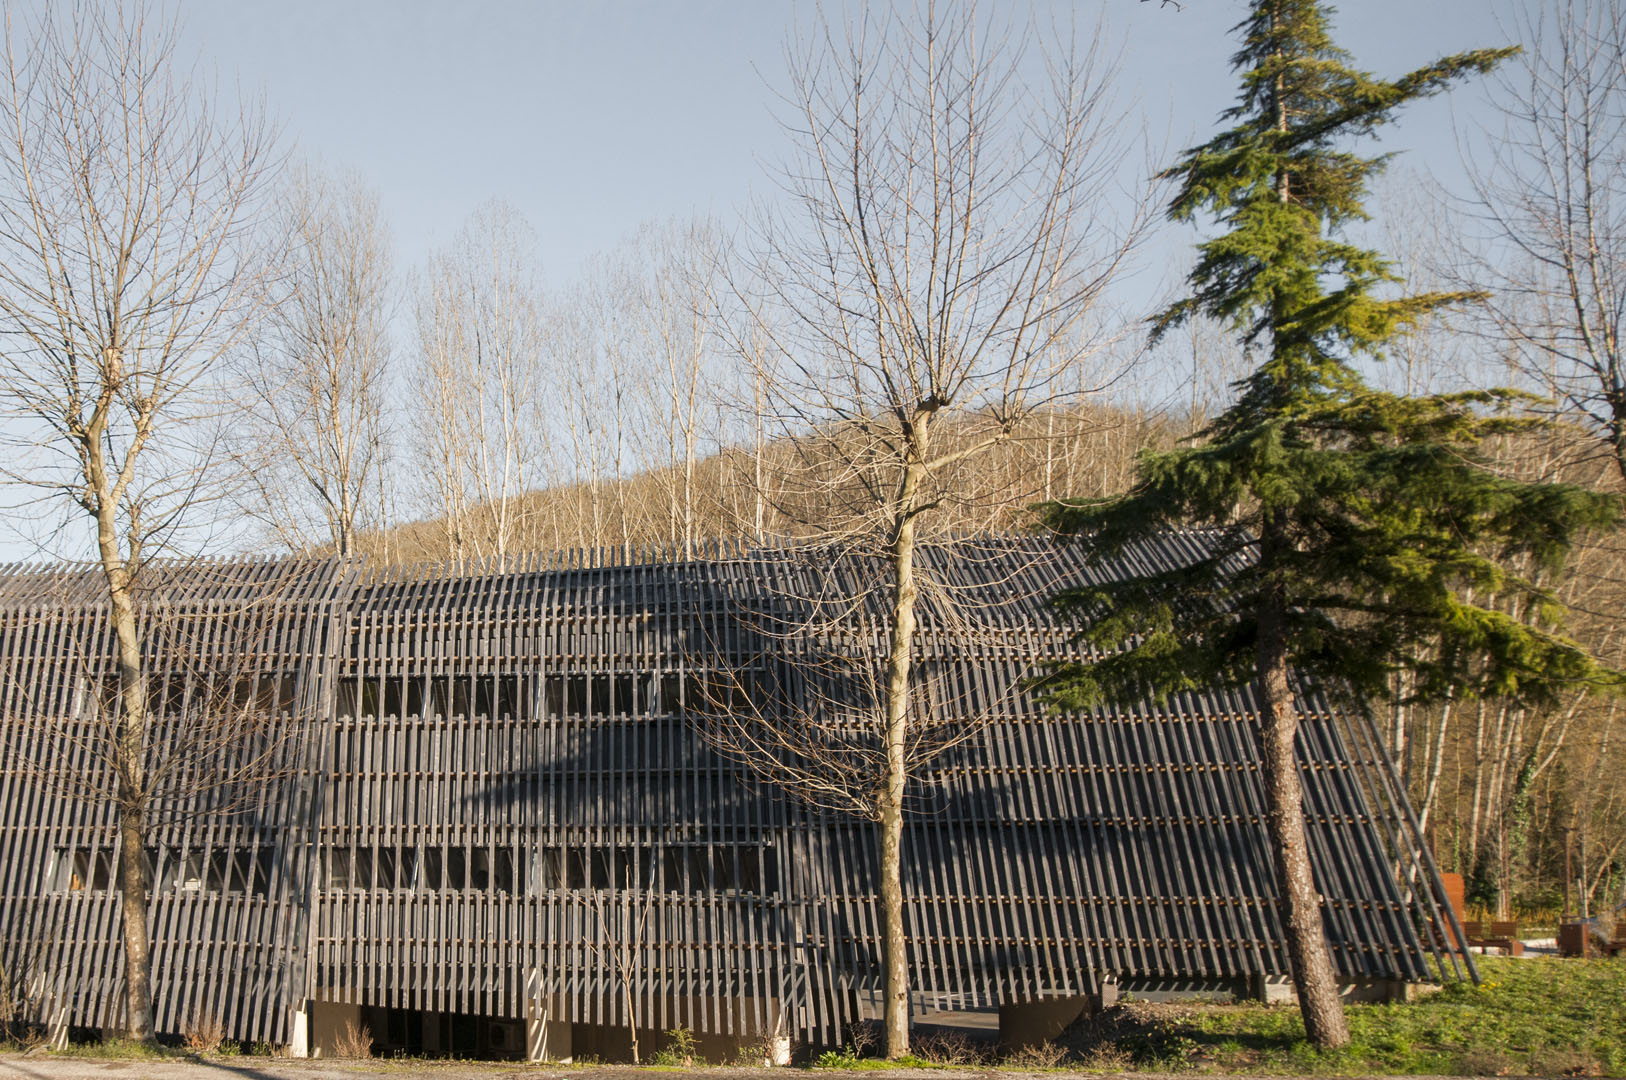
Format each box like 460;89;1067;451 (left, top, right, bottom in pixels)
1169;956;1626;1076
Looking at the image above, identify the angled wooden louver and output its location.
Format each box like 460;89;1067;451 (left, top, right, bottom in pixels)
0;536;1470;1050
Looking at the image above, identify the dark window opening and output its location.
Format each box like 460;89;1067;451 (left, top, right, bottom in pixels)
423;847;444;890
339;676;527;721
354;846;374;890
60;844;278;896
446;847;467;890
312;841;770;896
178;851;206;891
565;848;587;890
682;670;759;714
230;674;297;715
53;847;113;892
398;846;418;888
535;847;562;890
541;673;658;717
327;847;352;890
377;846;397;889
493;847;517;893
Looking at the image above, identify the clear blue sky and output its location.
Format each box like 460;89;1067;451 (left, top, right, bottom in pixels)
177;0;1517;289
0;0;1519;563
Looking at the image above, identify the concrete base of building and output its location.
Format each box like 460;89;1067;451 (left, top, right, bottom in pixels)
526;1015;572;1062
298;992;786;1065
998;979;1116;1053
1246;975;1416;1004
288;1003;310;1058
995;972;1421;1052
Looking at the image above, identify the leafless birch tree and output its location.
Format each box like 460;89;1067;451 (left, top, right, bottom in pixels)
543;253;643;549
0;1;278;1040
628;220;726;555
411;202;547;560
234;165;393;556
701;4;1149;1057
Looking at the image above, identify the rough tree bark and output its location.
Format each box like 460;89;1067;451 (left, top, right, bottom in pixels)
879;448;928;1054
1255;516;1349;1048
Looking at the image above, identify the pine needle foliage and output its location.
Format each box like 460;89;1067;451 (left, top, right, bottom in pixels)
1037;0;1617;1053
1039;2;1617;719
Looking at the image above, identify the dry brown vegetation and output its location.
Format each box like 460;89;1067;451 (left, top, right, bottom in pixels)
358;404;1175;564
330;1020;373;1059
179;1010;224;1053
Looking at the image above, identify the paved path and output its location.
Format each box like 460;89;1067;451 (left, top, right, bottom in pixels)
0;1059;980;1080
0;1058;1482;1080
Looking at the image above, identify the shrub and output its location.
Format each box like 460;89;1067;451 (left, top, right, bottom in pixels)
813;1047;860;1069
330;1020;372;1059
181;1010;224;1053
1001;1040;1068;1069
913;1030;990;1066
650;1026;700;1066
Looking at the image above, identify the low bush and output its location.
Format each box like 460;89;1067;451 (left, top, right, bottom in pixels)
329;1020;373;1059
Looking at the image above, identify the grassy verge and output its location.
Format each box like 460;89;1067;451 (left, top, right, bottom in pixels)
35;1036;182;1060
5;957;1620;1076
1086;956;1626;1076
800;958;1624;1076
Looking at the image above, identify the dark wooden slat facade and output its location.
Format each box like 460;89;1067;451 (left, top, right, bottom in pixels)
0;537;1467;1051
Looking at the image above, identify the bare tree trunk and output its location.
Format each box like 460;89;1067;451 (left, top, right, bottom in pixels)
106;569;154;1042
91;458;154;1039
1256;522;1349;1051
878;453;926;1059
114;797;153;1040
1417;695;1455;836
622;894;641;1065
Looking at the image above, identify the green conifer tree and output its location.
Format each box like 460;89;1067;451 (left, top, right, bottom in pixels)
1038;1;1617;1050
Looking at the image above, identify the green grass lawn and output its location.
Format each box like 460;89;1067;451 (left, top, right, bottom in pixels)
1147;956;1626;1076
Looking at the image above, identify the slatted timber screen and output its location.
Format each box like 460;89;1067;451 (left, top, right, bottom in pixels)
0;536;1468;1050
0;557;355;1044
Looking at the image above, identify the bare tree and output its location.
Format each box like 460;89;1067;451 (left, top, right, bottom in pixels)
570;855;658;1064
628;220;725;556
234;165;393;557
411;202;546;560
0;1;277;1040
552;246;652;551
699;4;1148;1057
1459;0;1626;481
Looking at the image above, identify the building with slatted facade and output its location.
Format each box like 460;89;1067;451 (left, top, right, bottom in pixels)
0;537;1469;1060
